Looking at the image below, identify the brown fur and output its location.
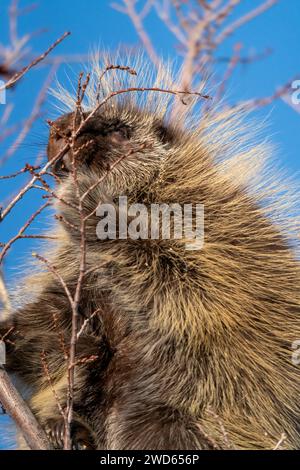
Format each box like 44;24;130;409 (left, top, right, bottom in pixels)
1;56;300;449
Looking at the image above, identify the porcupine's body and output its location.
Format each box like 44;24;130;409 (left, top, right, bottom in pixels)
1;56;300;450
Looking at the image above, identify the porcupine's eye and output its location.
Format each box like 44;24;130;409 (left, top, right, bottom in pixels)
154;122;176;145
85;117;132;143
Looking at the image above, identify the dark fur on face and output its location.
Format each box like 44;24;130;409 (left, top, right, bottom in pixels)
1;64;300;450
48;112;134;175
47;107;175;187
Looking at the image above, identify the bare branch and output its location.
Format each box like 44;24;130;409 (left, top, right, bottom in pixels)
0;365;52;449
113;0;160;66
1;62;60;166
215;0;277;45
238;77;298;110
0;202;51;264
0;31;70;91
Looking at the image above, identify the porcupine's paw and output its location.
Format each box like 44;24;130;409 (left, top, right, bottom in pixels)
45;418;96;450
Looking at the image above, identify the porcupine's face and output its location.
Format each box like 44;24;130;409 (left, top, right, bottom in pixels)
47;107;175;199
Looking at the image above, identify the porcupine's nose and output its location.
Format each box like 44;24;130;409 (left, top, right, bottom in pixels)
47;113;74;172
47;112;100;177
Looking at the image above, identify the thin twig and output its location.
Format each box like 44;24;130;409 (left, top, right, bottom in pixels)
0;202;51;263
0;31;70;91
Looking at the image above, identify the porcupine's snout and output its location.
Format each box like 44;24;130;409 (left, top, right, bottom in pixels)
47;111;133;178
47;112;101;177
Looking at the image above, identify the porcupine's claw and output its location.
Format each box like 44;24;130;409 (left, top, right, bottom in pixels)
45;419;65;449
45;418;95;450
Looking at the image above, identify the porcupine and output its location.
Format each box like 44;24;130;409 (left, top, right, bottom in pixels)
1;54;300;450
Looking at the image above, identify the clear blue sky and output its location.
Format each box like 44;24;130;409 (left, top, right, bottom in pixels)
0;0;299;449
